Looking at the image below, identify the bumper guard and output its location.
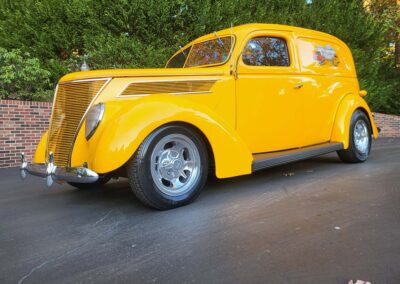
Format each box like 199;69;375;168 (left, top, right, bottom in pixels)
20;152;99;187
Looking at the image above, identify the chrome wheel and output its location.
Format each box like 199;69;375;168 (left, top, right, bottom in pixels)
337;110;371;164
150;134;201;196
353;120;369;154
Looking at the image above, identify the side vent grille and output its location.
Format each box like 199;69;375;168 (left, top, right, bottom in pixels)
120;80;217;96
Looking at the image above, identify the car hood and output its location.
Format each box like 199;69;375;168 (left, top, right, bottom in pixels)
59;67;225;83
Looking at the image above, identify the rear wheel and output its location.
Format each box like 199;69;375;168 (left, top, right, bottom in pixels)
127;125;208;210
337;110;372;163
67;175;111;190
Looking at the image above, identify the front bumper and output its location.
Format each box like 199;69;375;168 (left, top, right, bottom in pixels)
20;152;99;186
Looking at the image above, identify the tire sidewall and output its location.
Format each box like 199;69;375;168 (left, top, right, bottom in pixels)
138;125;208;206
349;110;371;161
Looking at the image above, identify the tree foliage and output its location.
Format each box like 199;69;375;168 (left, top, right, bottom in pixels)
0;48;52;100
0;0;398;114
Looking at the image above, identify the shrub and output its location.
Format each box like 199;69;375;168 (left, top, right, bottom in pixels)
0;48;52;101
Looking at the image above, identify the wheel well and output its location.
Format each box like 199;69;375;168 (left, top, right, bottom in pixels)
355;107;372;132
115;121;216;179
166;122;216;177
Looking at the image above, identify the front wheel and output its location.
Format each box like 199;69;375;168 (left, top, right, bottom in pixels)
127;125;209;210
337;110;372;163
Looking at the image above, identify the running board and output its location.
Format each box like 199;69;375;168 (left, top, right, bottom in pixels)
252;142;343;172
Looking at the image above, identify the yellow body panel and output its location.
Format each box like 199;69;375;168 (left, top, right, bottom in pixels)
33;131;48;164
34;23;378;179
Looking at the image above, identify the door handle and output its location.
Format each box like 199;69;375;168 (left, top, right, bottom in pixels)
294;84;303;89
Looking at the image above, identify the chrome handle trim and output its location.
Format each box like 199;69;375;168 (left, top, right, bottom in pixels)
294;84;304;89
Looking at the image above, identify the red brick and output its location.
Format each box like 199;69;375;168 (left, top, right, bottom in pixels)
0;99;51;168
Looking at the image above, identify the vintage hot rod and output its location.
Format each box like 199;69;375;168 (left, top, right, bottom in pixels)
21;24;378;209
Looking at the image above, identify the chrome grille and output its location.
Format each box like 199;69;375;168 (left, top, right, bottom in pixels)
47;79;108;166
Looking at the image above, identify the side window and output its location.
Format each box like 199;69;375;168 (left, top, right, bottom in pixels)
242;37;290;67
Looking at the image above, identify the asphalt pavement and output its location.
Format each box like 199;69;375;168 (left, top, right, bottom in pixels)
1;138;399;284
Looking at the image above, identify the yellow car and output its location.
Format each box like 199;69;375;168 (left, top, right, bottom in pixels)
21;24;379;209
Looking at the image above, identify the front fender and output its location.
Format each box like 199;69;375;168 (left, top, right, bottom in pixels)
90;95;253;178
331;93;378;149
33;131;48;164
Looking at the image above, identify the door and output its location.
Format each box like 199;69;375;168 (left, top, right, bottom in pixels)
235;31;306;153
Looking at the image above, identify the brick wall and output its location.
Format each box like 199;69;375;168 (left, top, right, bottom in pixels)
0;99;399;168
0;100;52;168
373;112;400;138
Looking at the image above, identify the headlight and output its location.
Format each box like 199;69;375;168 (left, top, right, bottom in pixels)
85;103;104;140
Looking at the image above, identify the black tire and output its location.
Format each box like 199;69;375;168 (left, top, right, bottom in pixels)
337;110;372;163
68;175;111;190
127;124;209;210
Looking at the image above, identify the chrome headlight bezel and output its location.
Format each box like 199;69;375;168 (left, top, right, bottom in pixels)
85;103;105;140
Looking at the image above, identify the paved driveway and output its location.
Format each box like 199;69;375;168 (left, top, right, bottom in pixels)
1;138;399;284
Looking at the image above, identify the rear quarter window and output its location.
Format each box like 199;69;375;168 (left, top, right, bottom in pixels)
296;37;354;76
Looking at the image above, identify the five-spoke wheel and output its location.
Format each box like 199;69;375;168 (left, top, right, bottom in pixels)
127;124;209;210
150;134;201;197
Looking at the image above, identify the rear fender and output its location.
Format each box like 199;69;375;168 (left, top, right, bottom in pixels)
331;93;378;149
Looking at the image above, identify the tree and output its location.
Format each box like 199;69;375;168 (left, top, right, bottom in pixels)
0;0;398;114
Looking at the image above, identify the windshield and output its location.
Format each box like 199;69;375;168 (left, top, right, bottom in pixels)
166;36;233;68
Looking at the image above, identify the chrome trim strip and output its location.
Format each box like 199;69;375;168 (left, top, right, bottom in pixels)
64;77;113;84
68;78;111;166
119;91;213;98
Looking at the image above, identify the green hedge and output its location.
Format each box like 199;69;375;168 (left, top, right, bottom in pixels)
0;0;398;114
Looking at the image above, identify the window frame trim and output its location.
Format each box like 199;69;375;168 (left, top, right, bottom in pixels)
184;35;236;68
165;35;236;69
242;36;291;68
238;30;299;74
165;46;193;68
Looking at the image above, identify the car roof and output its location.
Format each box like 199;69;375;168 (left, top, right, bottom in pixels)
190;23;345;46
169;23;349;66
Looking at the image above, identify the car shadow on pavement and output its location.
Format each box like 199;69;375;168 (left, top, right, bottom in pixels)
1;152;350;216
58;153;346;212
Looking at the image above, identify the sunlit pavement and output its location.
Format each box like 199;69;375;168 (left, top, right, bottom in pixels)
1;138;399;284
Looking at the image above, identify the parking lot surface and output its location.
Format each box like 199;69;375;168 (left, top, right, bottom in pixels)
1;138;399;284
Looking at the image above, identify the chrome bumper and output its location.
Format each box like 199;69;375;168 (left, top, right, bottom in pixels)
20;152;99;187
